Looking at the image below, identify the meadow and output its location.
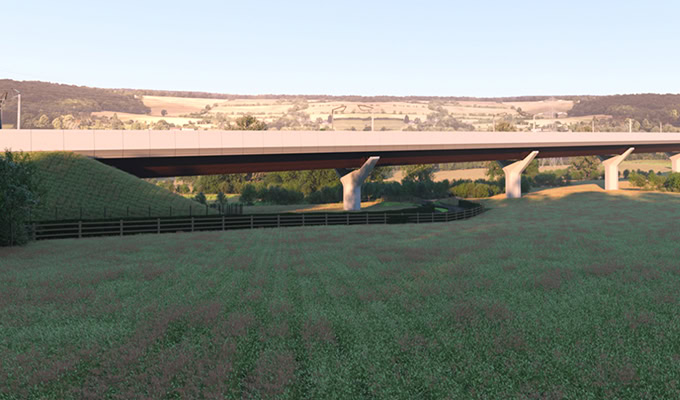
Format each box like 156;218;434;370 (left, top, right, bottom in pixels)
2;186;680;398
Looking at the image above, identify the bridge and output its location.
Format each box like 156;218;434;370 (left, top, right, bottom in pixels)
3;129;680;210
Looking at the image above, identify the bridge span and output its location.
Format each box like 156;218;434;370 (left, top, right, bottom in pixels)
3;129;680;210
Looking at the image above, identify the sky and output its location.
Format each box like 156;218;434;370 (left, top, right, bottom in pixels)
3;0;680;97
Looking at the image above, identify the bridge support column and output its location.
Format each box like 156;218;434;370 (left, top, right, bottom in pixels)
336;156;380;211
667;153;680;172
599;147;634;191
499;151;538;198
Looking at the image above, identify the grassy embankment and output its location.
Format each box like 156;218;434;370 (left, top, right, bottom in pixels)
30;152;209;220
2;186;680;398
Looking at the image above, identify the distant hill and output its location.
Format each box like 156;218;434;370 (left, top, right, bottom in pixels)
30;152;207;220
0;80;149;126
570;94;680;126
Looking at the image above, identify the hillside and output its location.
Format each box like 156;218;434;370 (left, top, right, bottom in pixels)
30;152;209;220
0;80;149;127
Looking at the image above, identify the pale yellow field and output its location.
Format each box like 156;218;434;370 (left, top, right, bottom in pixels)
92;111;203;126
94;96;588;131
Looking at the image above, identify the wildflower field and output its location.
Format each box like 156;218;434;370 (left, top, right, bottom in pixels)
1;188;680;398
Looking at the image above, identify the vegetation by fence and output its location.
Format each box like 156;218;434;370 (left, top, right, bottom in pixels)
29;203;243;221
29;203;484;241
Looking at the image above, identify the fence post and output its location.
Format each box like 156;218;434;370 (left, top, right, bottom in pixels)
222;215;225;231
32;223;36;241
277;214;280;228
250;215;254;229
384;212;387;224
302;214;305;227
191;217;194;232
78;220;82;238
119;220;123;237
416;212;420;224
325;213;328;226
366;213;369;224
157;218;160;234
445;212;449;222
346;213;349;225
432;213;434;223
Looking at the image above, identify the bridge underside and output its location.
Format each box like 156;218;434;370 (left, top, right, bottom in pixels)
98;143;680;178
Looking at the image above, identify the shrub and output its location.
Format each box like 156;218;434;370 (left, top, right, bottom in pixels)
194;192;207;205
664;173;680;192
1;151;40;246
450;181;501;198
240;184;257;205
628;171;647;187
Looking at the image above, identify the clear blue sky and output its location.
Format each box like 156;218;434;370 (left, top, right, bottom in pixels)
4;0;679;97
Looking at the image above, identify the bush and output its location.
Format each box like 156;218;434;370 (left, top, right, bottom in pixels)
1;151;40;246
257;186;304;205
664;173;680;192
194;192;207;205
240;184;257;205
533;171;570;187
450;181;501;198
628;171;647;187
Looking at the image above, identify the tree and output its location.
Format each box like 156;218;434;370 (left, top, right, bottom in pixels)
194;192;207;205
35;114;51;129
1;151;40;246
494;121;517;132
111;113;124;130
401;164;435;182
569;156;601;180
161;109;168;117
486;162;504;180
216;191;227;209
235;115;267;130
240;184;257;204
404;115;410;124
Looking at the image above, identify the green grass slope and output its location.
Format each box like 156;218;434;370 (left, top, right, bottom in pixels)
30;152;209;220
2;189;680;397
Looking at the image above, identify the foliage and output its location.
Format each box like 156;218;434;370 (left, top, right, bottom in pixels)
240;184;257;205
234;115;267;130
0;151;39;246
216;191;227;207
533;170;570;187
494;121;517;131
664;172;680;192
0;79;150;126
401;164;435;182
450;181;501;198
570;94;680;127
568;156;602;180
194;192;207;205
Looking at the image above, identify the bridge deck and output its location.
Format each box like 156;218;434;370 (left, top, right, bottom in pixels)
2;129;680;177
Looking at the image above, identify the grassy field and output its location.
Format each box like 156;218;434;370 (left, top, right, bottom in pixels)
2;186;680;398
31;152;207;220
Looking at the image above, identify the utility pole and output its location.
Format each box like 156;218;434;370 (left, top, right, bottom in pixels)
330;105;346;131
629;118;632;133
0;92;7;129
14;89;21;130
592;118;595;133
358;104;374;131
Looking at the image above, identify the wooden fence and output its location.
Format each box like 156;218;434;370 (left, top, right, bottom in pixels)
29;204;485;241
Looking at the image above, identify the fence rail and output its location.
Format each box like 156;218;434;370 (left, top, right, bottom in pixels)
29;203;243;221
29;204;485;241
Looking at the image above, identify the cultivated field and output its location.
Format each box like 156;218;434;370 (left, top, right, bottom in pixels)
2;186;679;398
94;96;581;131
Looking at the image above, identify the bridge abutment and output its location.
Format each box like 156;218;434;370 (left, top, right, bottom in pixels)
499;151;539;198
599;147;634;191
335;156;380;211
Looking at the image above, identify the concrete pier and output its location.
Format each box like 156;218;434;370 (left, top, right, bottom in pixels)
499;151;539;198
599;147;634;191
336;156;380;211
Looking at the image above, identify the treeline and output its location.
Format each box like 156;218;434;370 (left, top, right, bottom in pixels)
0;80;149;126
570;94;680;126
